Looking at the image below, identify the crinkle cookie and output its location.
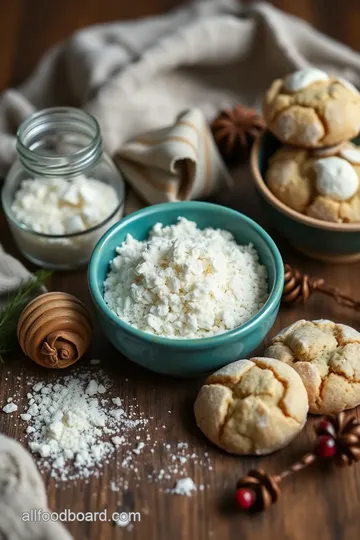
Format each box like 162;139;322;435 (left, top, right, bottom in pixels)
266;142;360;222
263;68;360;147
194;357;308;455
265;320;360;415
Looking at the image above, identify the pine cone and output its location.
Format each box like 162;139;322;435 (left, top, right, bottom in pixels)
211;105;265;165
316;413;360;467
282;264;324;305
236;469;280;512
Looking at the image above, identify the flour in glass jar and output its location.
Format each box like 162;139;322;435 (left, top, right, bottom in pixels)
11;174;119;235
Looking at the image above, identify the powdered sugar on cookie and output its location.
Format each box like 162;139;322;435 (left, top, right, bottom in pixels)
314;157;359;201
336;77;360;96
339;147;360;164
274;111;324;145
264;70;360;148
283;68;329;92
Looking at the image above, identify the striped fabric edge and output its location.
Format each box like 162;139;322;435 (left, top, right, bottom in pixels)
118;157;179;195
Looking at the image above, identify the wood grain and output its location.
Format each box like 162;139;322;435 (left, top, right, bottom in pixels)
1;1;360;540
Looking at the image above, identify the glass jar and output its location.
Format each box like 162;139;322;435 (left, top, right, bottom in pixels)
2;107;125;270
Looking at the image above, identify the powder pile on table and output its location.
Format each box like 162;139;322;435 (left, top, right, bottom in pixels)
2;365;213;490
170;477;197;496
105;217;268;338
15;371;149;481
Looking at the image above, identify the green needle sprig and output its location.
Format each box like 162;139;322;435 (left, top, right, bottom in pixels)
0;270;52;362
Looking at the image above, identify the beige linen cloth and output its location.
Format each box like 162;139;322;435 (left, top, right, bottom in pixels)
1;1;360;539
117;108;232;205
0;245;38;306
0;434;72;540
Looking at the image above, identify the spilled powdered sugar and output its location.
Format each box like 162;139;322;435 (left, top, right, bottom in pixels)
169;477;196;496
2;402;18;414
2;363;212;494
110;439;211;495
18;371;148;481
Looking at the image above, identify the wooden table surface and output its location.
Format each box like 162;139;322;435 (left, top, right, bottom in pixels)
1;2;360;540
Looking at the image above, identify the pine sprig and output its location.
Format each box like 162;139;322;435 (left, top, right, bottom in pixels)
0;270;52;362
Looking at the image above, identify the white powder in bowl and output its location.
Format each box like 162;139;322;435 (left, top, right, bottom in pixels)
104;217;268;339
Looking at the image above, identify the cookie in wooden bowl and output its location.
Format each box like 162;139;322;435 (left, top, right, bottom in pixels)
265;319;360;414
194;357;308;455
263;68;360;148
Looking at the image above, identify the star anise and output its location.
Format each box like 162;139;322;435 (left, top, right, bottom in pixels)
316;413;360;467
211;105;265;165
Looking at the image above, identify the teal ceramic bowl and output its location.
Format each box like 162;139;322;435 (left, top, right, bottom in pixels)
88;202;284;377
251;131;360;263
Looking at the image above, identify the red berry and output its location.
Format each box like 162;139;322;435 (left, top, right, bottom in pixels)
317;435;337;458
318;420;334;435
235;487;256;510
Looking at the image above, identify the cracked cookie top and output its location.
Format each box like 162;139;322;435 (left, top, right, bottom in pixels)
194;357;308;456
266;142;360;222
265;319;360;414
263;69;360;148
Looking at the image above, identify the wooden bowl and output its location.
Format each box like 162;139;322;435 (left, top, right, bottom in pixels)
251;131;360;263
